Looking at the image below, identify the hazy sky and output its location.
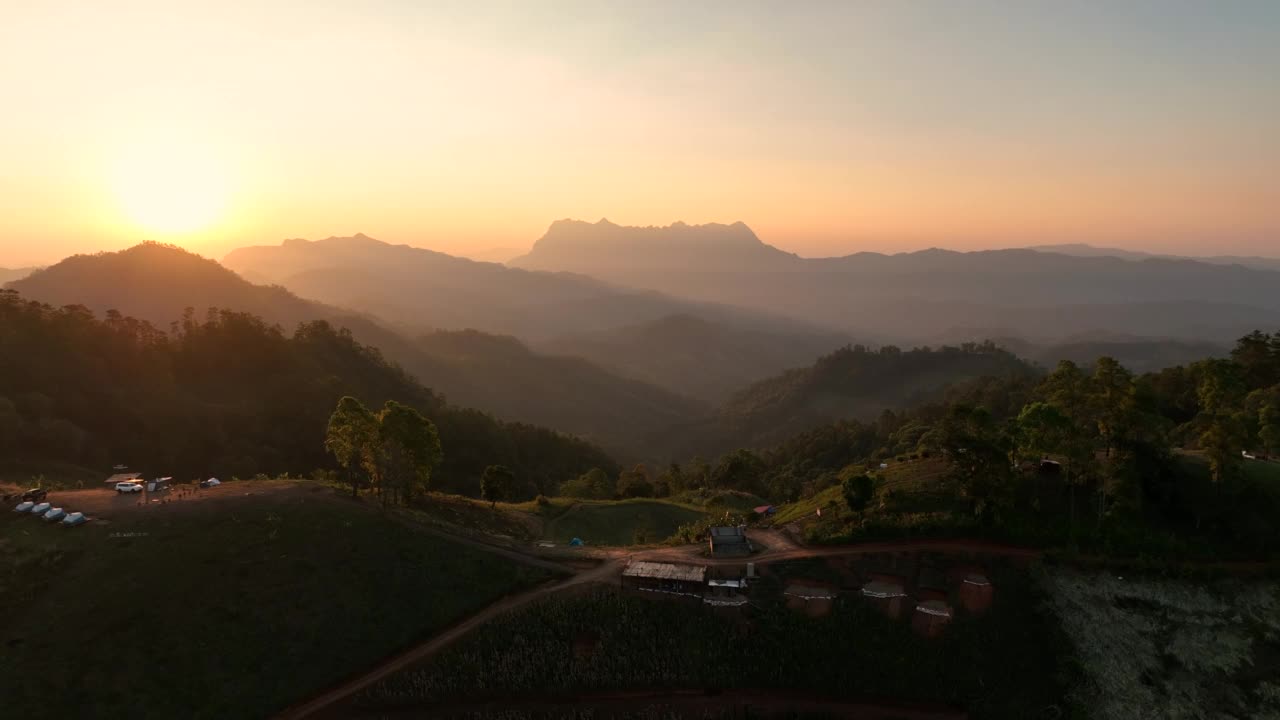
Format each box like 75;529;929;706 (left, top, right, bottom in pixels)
2;0;1277;266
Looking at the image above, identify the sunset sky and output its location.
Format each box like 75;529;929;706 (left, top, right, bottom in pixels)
2;0;1277;267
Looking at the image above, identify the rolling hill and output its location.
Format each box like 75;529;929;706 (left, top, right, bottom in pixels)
3;244;702;459
650;342;1039;458
545;313;849;404
0;267;37;284
223;233;815;341
511;220;1280;344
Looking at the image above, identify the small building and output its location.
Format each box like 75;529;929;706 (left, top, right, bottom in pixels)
621;561;706;597
105;472;142;486
959;573;994;614
708;526;752;557
705;578;750;607
145;477;172;492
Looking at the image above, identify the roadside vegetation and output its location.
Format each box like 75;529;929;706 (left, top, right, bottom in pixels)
0;487;553;719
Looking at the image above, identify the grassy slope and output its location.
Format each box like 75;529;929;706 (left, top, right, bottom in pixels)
541;499;707;545
0;488;553;719
773;458;953;526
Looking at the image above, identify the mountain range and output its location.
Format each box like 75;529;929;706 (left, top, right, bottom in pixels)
1027;243;1280;273
4;244;702;456
223;233;811;342
511;220;1280;344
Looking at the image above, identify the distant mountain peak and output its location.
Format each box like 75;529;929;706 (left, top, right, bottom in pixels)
512;218;794;272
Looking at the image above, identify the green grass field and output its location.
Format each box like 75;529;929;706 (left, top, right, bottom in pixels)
541;499;706;545
0;486;554;719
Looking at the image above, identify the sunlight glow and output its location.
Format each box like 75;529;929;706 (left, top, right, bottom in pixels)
111;135;230;237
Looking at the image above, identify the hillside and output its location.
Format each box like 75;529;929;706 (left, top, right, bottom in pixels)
0;484;553;719
6;244;704;458
0;289;617;497
224;233;813;341
544;313;849;403
0;267;36;284
1029;243;1280;273
415;329;706;452
654;342;1038;457
509;220;1280;344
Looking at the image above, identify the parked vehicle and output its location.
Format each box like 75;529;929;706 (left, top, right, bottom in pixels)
115;482;143;494
20;488;48;503
199;478;222;488
43;507;65;522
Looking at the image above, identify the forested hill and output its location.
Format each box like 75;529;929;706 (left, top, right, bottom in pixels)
0;291;617;498
5;243;709;457
651;342;1038;457
0;267;36;284
544;313;849;404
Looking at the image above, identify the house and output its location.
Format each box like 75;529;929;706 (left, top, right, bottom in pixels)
708;526;752;557
621;561;706;597
784;582;838;617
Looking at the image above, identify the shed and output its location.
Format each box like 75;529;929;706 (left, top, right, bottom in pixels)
862;579;908;619
622;561;707;597
708;526;752;557
912;600;954;638
105;472;142;486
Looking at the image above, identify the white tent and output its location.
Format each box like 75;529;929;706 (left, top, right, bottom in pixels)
14;501;33;513
30;502;50;515
43;507;66;522
62;512;87;526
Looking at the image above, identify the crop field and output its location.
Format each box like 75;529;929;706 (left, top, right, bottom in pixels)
1044;569;1280;720
542;500;706;545
0;486;554;719
362;567;1075;719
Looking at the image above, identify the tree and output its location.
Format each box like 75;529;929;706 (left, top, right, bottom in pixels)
325;396;380;497
480;465;516;509
930;404;1013;522
560;467;613;499
376;401;443;506
617;464;655;498
842;473;876;513
1195;359;1246;484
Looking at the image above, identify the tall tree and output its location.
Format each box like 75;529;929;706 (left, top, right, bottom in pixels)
1195;359;1246;484
377;401;443;506
931;404;1012;522
325;396;380;497
480;464;516;509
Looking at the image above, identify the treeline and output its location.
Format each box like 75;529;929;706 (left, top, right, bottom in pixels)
610;333;1280;557
655;341;1037;457
0;291;617;497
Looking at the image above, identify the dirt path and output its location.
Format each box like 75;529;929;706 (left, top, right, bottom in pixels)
276;559;624;720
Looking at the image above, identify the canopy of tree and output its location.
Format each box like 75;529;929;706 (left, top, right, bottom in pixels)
0;290;617;498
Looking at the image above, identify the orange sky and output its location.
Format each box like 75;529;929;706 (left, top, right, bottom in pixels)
1;1;1277;267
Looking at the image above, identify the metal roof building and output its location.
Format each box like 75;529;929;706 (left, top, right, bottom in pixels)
708;526;753;557
621;561;707;597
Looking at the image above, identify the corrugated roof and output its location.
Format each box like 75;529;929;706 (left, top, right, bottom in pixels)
862;580;906;599
105;473;142;483
623;561;706;583
710;526;745;537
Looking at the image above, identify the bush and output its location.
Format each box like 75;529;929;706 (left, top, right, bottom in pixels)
535;494;550;507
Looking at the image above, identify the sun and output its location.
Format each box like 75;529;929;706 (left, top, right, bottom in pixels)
111;136;230;236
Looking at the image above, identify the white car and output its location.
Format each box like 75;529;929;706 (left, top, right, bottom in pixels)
115;482;144;494
199;478;221;488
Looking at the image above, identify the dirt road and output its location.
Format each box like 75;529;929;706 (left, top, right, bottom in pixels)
276;558;624;720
